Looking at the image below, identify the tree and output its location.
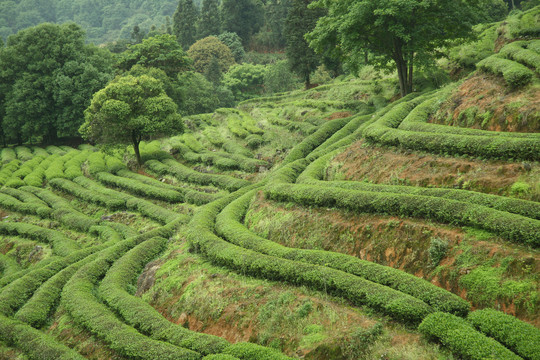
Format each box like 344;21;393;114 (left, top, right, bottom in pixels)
221;0;264;45
187;36;236;74
217;32;245;63
197;0;221;39
0;23;114;144
285;0;324;89
307;0;477;96
80;75;183;165
117;34;192;77
173;0;198;49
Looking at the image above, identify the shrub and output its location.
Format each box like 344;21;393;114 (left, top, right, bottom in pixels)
188;193;434;325
264;183;540;247
96;172;183;203
0;314;85;360
99;237;230;355
14;146;33;162
246;134;264;149
0;222;79;257
49;177;126;210
477;55;534;87
468;309;540;360
216;190;469;316
418;312;521;360
146;159;250;192
428;238;449;267
62;237;200;360
1;148;17;163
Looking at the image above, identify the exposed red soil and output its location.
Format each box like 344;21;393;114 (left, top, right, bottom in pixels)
332;141;534;197
250;194;540;326
429;74;540;132
327;112;353;120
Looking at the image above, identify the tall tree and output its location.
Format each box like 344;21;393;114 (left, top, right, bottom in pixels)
117;34;192;78
80;75;183;165
0;23;114;144
173;0;198;49
197;0;221;39
307;0;477;96
187;36;236;74
285;0;324;89
221;0;264;46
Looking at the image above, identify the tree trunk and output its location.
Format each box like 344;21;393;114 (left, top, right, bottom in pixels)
407;52;414;94
304;72;311;90
393;38;409;97
132;133;142;166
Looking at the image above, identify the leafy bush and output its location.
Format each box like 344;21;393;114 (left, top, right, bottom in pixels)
216;190;469;316
146;159;250;192
477;55;534;87
62;236;200;360
0;314;85;360
428;238;449;267
50;177;126;210
189;193;434;325
264;182;540;247
96;172;183;203
418;312;521;360
468;308;540;360
99;237;231;355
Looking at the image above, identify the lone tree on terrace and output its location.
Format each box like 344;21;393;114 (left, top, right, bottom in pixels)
80;75;183;165
307;0;477;96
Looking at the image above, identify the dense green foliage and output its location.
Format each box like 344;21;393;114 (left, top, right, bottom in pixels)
80;75;183;164
0;23;114;144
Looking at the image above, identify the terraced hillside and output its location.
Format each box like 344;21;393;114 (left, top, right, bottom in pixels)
0;32;539;360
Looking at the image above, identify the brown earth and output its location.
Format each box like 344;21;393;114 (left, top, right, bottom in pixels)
429;74;540;132
330;141;538;200
248;193;540;326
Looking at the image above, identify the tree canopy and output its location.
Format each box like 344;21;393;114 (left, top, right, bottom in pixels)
116;34;192;77
173;0;199;49
80;75;182;165
187;36;236;74
307;0;478;96
0;22;114;144
285;0;324;88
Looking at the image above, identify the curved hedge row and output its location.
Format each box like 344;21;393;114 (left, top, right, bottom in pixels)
99;237;231;356
298;153;540;220
116;170;221;206
1;148;17;163
398;91;540;139
264;183;540;247
62;235;201;360
96;172;183;203
188;191;434;325
0;159;21;185
282;116;351;165
50;177;126;210
0;314;84;360
0;244;102;317
216;190;469;315
0;192;36;214
14;146;33;162
21;186;99;232
0;222;79;257
498;40;540;74
363;94;540;160
146;159;250;192
468;309;540;360
418;312;522;360
477;54;534;87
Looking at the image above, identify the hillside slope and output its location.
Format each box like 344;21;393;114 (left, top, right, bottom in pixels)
0;10;539;360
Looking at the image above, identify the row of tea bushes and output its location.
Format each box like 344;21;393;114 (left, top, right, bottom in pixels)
216;190;470;315
418;312;522;360
264;183;540;247
298;152;540;220
188;191;434;325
